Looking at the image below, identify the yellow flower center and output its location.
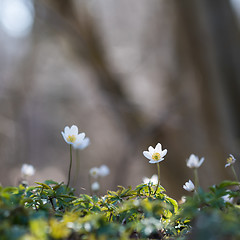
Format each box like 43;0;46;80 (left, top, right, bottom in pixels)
152;153;161;161
227;156;233;164
67;135;76;143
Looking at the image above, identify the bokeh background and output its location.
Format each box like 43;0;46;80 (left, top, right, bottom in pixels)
0;0;240;199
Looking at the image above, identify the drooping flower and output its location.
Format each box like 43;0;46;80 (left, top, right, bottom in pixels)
89;167;99;178
91;181;100;191
61;125;85;145
73;137;90;150
142;174;158;185
21;164;35;177
143;143;167;164
183;180;195;192
98;165;110;177
225;154;236;168
186;154;204;168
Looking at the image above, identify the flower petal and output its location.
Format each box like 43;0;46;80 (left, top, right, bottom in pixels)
155;143;162;152
161;149;167;158
148;146;154;154
77;132;86;142
70;125;78;135
198;157;205;167
61;132;68;144
64;126;70;135
143;151;152;160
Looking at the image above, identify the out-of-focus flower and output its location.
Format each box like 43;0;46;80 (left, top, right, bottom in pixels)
91;182;100;191
21;164;35;177
183;180;195;192
142;174;158;185
89;167;99;178
143;143;167;164
61;125;85;145
73;137;90;150
225;154;236;168
98;165;110;177
186;154;204;168
222;194;234;203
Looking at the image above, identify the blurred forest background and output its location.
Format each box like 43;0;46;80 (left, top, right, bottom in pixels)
0;0;240;199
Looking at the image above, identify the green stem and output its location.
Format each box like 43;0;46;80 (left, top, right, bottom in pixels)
154;163;160;195
194;168;199;190
67;144;73;188
231;165;239;182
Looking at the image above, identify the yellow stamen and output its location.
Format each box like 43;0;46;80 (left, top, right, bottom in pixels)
152;153;161;161
227;157;233;164
67;135;76;143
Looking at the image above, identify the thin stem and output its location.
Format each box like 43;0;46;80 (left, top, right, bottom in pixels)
154;163;160;195
67;144;73;188
194;168;199;190
231;165;239;182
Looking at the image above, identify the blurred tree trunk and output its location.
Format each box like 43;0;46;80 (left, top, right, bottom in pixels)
172;0;240;182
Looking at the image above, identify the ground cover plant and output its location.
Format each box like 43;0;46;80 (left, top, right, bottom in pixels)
0;125;239;240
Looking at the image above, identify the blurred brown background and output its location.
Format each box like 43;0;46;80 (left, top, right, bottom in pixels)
0;0;240;199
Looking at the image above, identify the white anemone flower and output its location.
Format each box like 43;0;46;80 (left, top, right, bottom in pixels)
222;194;234;203
186;154;204;168
98;165;110;177
91;181;100;191
89;167;99;178
142;174;158;185
225;154;236;168
183;180;195;192
73;137;90;150
143;143;167;164
21;164;35;177
61;125;85;145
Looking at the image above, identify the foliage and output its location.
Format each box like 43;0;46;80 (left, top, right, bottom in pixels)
0;178;240;239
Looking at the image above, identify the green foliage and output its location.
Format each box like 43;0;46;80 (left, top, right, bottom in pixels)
0;179;240;239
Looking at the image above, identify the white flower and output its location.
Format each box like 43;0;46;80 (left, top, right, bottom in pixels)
225;154;236;168
222;194;234;203
143;143;167;164
73;137;90;150
142;174;158;185
61;125;85;145
91;181;100;191
183;180;195;192
21;164;35;177
89;167;99;178
98;165;110;177
186;154;204;168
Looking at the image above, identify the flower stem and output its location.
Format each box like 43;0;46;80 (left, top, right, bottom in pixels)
67;144;73;188
154;163;160;195
231;165;239;182
194;168;199;190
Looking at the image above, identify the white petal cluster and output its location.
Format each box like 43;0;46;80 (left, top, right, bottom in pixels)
89;167;99;178
91;182;100;191
142;174;158;185
183;180;195;192
21;164;35;177
89;165;110;178
222;194;234;203
186;154;204;168
61;125;86;145
73;137;90;150
225;154;236;168
143;143;167;164
98;165;110;177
